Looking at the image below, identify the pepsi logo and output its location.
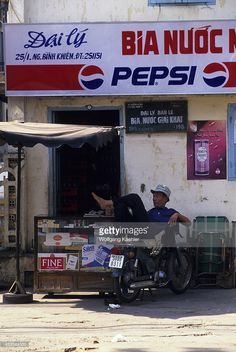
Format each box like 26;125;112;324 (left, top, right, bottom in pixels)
203;62;236;88
203;63;227;87
78;65;104;90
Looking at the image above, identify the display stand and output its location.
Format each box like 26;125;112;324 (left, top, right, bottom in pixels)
34;215;114;294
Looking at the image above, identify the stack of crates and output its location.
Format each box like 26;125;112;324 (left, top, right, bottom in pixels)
192;216;233;287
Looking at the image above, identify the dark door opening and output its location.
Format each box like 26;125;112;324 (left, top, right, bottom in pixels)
54;110;120;216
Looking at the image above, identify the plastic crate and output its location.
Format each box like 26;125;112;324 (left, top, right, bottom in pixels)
192;216;232;282
192;216;230;240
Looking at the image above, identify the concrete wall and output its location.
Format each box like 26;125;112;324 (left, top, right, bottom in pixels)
22;0;236;23
7;94;236;249
6;0;236;249
0;251;34;287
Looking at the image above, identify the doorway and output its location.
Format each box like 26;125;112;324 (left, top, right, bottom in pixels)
51;109;121;216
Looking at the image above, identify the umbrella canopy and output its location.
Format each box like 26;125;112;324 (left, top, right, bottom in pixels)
0;120;117;148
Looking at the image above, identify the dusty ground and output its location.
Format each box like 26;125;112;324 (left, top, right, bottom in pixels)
0;288;236;352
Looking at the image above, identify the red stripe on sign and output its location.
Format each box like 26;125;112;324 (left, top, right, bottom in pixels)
6;64;85;90
223;62;236;88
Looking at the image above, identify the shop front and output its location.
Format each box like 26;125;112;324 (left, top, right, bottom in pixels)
34;216;114;294
3;19;236;290
0;121;118;293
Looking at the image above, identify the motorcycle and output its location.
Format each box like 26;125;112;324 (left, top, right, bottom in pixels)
108;225;193;303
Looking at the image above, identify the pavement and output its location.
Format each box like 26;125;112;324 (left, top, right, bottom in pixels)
0;288;236;352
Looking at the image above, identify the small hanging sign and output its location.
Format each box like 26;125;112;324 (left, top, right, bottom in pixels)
125;101;188;133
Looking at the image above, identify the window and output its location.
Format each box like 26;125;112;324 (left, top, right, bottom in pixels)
148;0;216;5
228;104;236;180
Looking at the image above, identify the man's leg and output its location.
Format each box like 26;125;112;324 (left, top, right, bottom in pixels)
91;192;113;210
92;192;148;222
114;194;148;222
161;225;177;247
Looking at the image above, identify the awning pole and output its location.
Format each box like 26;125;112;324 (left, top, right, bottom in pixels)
16;144;21;282
8;144;26;294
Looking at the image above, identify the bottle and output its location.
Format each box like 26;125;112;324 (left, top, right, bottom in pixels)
194;140;209;176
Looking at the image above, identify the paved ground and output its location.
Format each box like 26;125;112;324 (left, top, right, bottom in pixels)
0;288;236;352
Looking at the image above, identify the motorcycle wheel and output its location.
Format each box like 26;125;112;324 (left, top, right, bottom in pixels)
114;260;141;303
168;249;192;294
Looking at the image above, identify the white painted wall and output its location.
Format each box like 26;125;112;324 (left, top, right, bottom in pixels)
8;0;24;23
7;93;236;247
23;0;236;23
7;0;236;247
9;0;236;24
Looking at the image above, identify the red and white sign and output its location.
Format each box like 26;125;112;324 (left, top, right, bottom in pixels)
4;21;236;96
38;253;67;270
44;233;71;246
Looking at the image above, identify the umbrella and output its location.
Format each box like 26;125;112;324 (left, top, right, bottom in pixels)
0;121;118;303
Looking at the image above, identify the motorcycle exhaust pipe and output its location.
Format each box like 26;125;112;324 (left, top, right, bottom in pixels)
130;280;157;289
133;274;153;282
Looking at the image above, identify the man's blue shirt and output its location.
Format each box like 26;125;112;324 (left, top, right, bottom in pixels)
147;207;177;223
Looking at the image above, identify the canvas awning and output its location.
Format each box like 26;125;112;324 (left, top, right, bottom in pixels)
0;120;117;148
0;120;119;299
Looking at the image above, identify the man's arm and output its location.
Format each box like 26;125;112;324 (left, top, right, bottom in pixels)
168;212;191;225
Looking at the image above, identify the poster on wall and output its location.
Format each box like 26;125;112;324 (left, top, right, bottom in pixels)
187;121;226;180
